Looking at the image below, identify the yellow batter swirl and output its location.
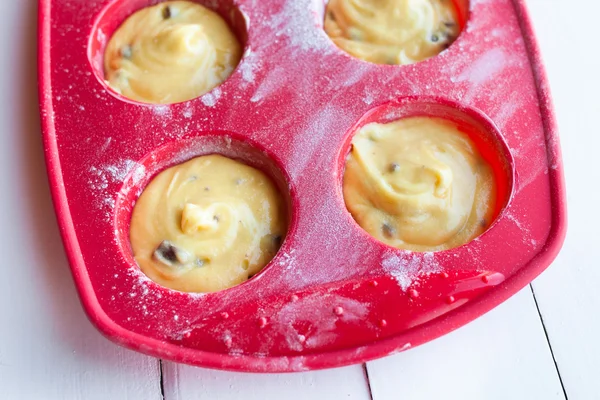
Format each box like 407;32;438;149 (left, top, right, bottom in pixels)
104;1;242;104
130;155;287;293
343;117;496;251
324;0;460;64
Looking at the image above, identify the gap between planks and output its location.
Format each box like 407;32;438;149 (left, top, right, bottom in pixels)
159;359;166;400
529;284;569;400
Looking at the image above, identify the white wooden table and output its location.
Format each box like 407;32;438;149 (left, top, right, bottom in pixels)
1;0;597;398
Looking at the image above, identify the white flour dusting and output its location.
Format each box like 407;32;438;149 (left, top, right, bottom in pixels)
504;212;526;232
273;293;370;351
287;103;349;180
105;160;138;182
278;249;297;271
153;105;171;117
268;0;332;53
182;104;193;119
239;48;259;83
250;66;289;103
381;251;441;291
492;92;521;129
456;48;506;85
88;159;146;221
201;87;221;107
453;48;508;102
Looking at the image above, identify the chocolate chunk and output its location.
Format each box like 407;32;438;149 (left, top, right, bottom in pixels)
382;222;396;238
162;5;172;19
153;240;192;267
260;234;283;255
389;162;400;172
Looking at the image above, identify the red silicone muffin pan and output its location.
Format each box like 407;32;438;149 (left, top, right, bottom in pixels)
38;0;567;372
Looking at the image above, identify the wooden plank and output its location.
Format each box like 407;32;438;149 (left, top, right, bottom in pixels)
162;363;371;400
527;0;600;398
0;0;162;398
366;288;565;400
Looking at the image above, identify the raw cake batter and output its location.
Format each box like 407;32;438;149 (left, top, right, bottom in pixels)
343;117;496;251
104;1;242;104
130;155;287;293
324;0;460;64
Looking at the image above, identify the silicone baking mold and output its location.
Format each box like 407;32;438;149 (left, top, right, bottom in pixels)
38;0;567;372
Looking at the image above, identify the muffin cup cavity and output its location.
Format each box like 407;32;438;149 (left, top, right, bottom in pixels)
88;0;248;104
322;0;470;66
115;134;293;294
338;97;514;251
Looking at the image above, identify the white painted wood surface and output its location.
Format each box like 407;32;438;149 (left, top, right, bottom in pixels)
527;0;600;398
0;0;595;399
367;288;565;400
162;363;371;400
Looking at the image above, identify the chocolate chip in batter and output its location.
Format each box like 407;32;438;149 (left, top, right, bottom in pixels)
382;222;396;239
272;234;282;248
260;234;283;255
153;240;192;267
162;5;172;19
389;162;400;172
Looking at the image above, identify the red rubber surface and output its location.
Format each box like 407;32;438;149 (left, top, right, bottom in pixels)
38;0;567;372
